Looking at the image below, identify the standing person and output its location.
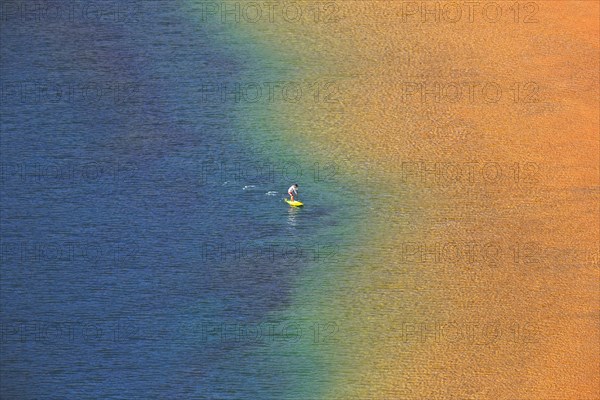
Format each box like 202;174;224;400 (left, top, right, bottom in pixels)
288;184;299;202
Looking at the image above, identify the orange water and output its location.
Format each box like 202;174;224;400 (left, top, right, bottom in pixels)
216;1;600;398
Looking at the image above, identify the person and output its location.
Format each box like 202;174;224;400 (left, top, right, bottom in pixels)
288;184;299;202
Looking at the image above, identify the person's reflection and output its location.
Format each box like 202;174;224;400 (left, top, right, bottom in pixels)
287;206;300;227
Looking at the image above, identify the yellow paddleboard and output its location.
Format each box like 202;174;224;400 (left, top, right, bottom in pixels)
285;199;304;207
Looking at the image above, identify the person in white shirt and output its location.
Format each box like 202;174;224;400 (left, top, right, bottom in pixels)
288;184;299;202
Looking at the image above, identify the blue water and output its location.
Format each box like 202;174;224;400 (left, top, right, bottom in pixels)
0;3;353;398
